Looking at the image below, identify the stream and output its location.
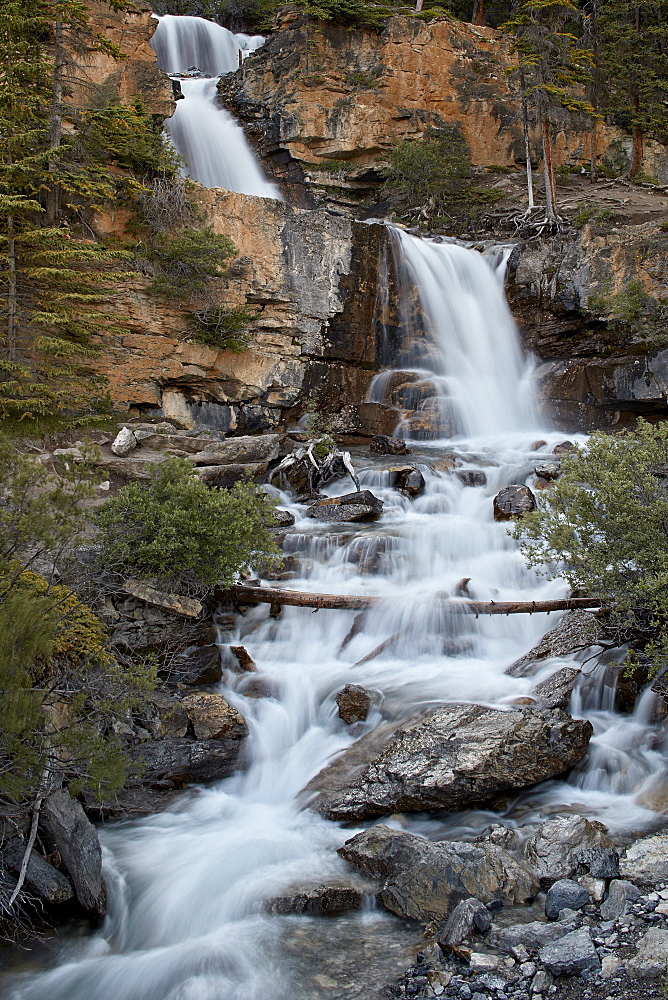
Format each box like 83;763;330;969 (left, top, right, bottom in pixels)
2;16;667;1000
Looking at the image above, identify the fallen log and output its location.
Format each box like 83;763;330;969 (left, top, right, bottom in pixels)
218;585;602;615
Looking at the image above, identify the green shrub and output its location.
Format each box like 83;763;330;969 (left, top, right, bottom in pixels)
514;420;668;674
144;227;237;299
95;458;280;592
188;306;257;352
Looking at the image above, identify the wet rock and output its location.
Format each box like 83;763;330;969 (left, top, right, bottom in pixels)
507;610;601;677
229;645;257;671
338;825;539;922
265;882;364;916
493;485;536;521
336;683;373;724
273;508;295;528
197;462;266;488
553;440;576;455
166;645;222;685
600;878;640;920
456;470;487;488
111;426;138;456
523;815;615;885
307;490;383;522
534;462;560;480
126;734;247;786
370;434;409;455
187;433;281;466
531;667;580;709
180;693;247;741
40;789;106;917
620;834;668;887
489;918;579;955
437;898;492;951
302;703;592;821
627;927;668;977
545;879;590;920
538;927;600;976
392;466;426;496
2;838;73;904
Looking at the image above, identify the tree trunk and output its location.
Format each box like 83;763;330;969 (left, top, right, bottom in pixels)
590;118;598;182
6;213;17;360
541;115;557;221
46;19;64;226
629;93;643;179
472;0;485;25
415;0;424;11
520;71;534;210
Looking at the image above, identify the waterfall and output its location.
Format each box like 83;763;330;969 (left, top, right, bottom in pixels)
150;16;280;199
370;230;538;440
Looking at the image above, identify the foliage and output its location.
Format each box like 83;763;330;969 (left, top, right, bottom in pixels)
75;98;181;180
571;202;614;225
188;306;257;351
585;280;668;345
514;421;668;673
380;125;502;230
144;227;237;299
95;458;280;592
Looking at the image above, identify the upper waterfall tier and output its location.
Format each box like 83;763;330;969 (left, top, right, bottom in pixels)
371;230;540;440
151;14;264;75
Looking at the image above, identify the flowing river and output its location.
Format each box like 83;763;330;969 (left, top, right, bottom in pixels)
3;17;667;1000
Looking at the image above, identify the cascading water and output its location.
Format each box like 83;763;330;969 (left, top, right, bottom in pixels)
3;236;667;1000
369;229;537;440
150;16;280;198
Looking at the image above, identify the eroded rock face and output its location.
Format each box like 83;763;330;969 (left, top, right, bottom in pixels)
180;693;247;741
301;703;592;821
507;610;601;677
338;825;538;922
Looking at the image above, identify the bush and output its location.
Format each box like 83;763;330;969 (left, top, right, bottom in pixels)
95;458;280;592
144;227;237;299
514;420;668;673
188;306;257;352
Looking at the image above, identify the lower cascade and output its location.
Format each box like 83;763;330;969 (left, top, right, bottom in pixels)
4;237;667;1000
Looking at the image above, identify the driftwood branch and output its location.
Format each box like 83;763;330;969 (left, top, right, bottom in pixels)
219;585;602;615
7;794;43;911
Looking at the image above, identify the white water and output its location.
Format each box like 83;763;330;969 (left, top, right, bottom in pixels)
4;237;668;1000
370;230;538;441
151;16;280;198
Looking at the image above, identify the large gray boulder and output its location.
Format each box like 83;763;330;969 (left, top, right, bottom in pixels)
507;610;601;677
493;485;536;521
338;825;538;922
523;815;616;885
187;433;280;466
306;490;383;522
302;704;592;821
40;790;106;916
620;833;668;887
2;838;73;904
126;733;247;786
627;928;668;978
538;927;600;976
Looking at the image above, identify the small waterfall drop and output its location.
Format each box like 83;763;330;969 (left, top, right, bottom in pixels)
150;16;280;199
370;230;538;440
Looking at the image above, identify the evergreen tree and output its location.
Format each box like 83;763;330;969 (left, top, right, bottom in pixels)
501;0;595;222
591;0;668;178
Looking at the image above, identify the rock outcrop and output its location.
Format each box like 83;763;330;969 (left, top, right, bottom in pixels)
301;703;592;820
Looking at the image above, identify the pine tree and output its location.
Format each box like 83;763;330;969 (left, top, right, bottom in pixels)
501;0;595;222
592;0;668;178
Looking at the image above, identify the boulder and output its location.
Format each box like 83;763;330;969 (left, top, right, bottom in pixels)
507;610;601;677
180;693;247;742
538;927;600;976
111;426;138;457
553;441;576;455
493;485;536;521
143;692;189;738
370;434;409;455
456;469;487;488
196;462;266;488
523;815;616;885
166;644;222;685
544;878;590;920
338;825;538;923
1;838;73;904
600;878;640;920
531;667;580;710
307;490;383;522
437;898;492;951
273;508;296;528
620;834;668;887
230;645;257;671
301;704;592;821
489;918;579;956
627;927;668;978
187;433;281;466
265;882;364;916
126;734;246;786
40;789;106;917
391;466;425;496
336;683;373;724
534;462;560;480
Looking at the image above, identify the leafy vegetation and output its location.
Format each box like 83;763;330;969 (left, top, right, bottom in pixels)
188;306;258;351
96;458;280;593
585;280;668;345
143;226;237;299
515;421;668;675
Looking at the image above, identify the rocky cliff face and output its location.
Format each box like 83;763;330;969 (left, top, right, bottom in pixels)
218;12;620;211
509;219;668;430
96;189;388;434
